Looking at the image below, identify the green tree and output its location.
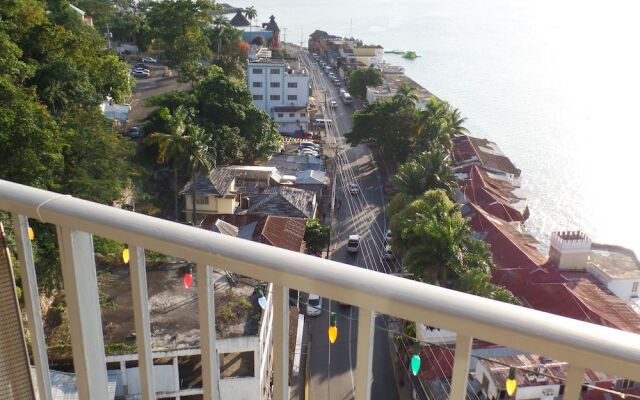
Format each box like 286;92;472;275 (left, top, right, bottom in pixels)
186;126;215;224
345;100;415;164
347;67;383;99
392;148;455;197
243;6;257;38
304;219;330;253
146;0;219;70
144;106;193;220
392;82;419;109
415;98;468;151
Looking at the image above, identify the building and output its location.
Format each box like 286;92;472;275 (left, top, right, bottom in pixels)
365;71;433;108
2;181;640;399
475;354;616;400
246;58;310;134
351;45;384;66
452;135;522;187
549;231;640;310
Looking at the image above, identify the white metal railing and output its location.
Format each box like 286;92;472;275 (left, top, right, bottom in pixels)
2;179;640;400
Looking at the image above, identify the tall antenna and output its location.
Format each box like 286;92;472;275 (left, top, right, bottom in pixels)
350;18;353;37
283;27;287;46
301;24;304;48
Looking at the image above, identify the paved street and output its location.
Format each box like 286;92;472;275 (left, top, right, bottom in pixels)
295;47;400;400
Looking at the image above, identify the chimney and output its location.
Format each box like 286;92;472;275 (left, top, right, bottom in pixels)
241;196;251;210
548;231;592;271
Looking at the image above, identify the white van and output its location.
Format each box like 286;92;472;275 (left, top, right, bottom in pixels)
306;294;322;316
347;235;360;253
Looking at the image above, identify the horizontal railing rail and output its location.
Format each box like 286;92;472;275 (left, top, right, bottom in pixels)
2;179;640;400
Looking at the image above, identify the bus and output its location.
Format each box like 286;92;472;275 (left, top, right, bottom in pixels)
340;91;353;105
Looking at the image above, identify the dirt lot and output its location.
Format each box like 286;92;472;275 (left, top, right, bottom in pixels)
100;261;262;351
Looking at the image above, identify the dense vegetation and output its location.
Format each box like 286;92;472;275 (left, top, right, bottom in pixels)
349;84;518;303
347;67;383;99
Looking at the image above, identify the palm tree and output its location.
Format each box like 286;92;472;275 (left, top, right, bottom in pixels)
144;106;192;221
444;106;469;138
185;126;216;225
415;97;452;150
391;148;455;196
392;82;419;109
243;6;257;42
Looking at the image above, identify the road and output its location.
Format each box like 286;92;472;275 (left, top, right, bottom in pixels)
295;47;401;400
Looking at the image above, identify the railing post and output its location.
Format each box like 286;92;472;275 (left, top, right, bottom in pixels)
197;264;220;399
355;309;375;400
563;365;585;400
56;226;109;399
449;335;473;400
272;284;289;400
129;246;156;399
12;215;53;400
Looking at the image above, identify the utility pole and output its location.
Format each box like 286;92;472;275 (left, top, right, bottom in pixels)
283;27;287;47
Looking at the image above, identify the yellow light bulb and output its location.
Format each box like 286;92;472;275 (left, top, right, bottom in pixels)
328;325;338;344
122;248;130;264
506;367;517;396
28;227;35;241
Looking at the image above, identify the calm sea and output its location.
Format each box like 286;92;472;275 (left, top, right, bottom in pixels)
247;0;640;255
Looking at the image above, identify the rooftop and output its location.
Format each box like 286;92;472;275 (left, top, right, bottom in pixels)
466;136;521;177
252;215;306;253
588;244;640;280
367;72;433;103
180;168;239;197
479;354;614;389
239;186;316;218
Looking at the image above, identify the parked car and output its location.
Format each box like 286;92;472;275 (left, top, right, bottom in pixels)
300;149;320;157
382;245;395;260
348;182;360;194
142;57;157;63
133;67;150;74
134;63;149;69
384;229;392;244
347;235;360;253
339;88;346;96
131;70;149;78
127;126;142;138
306;294;322;316
300;142;320;151
330;100;338;109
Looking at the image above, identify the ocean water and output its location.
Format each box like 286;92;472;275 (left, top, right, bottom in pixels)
247;0;640;255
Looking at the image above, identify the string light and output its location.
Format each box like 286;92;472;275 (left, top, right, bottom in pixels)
506;366;517;396
183;263;194;289
257;289;267;310
328;313;338;344
28;227;35;241
178;267;638;400
122;247;130;264
411;341;421;376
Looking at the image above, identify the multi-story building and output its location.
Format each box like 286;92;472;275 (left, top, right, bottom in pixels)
246;59;310;134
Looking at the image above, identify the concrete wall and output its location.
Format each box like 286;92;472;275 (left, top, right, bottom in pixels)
607;279;640;301
184;195;237;215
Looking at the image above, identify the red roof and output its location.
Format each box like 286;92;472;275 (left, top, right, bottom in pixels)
452;135;520;176
252;215;306;253
459;165;528;222
467;203;640;333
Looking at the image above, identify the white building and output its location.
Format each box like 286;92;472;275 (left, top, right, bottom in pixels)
246;59;310;134
549;231;640;311
475;354;615;400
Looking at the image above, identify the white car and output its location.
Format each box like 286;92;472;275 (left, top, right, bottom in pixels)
347;235;360;253
306;294;322;316
348;183;360;195
330;100;338;109
384;229;392;244
131;70;149;78
382;245;395;260
142;57;158;63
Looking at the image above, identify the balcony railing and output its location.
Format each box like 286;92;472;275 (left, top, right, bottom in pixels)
1;179;640;400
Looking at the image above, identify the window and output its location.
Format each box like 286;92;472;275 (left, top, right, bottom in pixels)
633;282;639;293
252;81;262;88
219;351;255;378
288;82;298;88
287;95;298;101
277;113;283;118
270;68;280;74
301;113;306;117
252;68;263;74
270;82;280;88
270;95;280;101
195;196;209;205
289;113;295;117
252;95;263;100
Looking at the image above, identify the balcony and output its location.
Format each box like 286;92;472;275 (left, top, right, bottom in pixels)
1;178;640;400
